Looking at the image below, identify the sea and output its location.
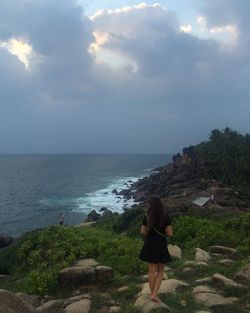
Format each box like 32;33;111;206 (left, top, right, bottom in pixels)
0;154;171;238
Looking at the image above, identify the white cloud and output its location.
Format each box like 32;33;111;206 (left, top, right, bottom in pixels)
0;38;32;69
180;24;192;33
197;16;206;25
90;3;165;20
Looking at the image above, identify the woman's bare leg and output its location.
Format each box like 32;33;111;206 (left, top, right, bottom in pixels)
148;263;157;296
151;263;165;302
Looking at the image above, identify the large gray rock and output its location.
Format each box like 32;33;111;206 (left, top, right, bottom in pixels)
218;259;235;266
16;293;42;309
0;289;33;313
73;258;99;268
195;248;210;262
95;266;113;281
193;292;237;307
135;294;170;313
212;273;247;289
209;245;238;256
36;300;62;313
194;277;212;285
85;210;101;222
140;279;189;295
235;264;250;285
58;267;96;286
64;299;91;313
102;209;113;218
193;285;216;295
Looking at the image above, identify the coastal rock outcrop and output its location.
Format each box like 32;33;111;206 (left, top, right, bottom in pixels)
85;210;101;222
125;148;250;217
0;234;13;249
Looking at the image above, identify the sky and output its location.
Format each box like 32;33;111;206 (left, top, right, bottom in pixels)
0;0;249;154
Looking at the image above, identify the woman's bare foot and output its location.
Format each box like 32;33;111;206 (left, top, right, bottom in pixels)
150;295;161;303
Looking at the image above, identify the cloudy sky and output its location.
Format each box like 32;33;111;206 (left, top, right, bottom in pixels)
0;0;249;153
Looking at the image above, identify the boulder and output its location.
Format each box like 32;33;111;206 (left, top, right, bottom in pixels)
95;266;113;281
195;248;210;262
218;259;235;266
193;292;237;307
102;209;113;218
64;299;91;313
193;286;216;295
182;267;195;273
194;277;212;285
140;279;189;296
134;294;170;313
100;207;108;212
235;264;250;285
85;210;101;222
209;245;238;256
16;293;42;309
73;258;99;268
112;189;118;195
168;244;182;259
36;300;62;313
58;267;96;286
0;289;33;313
212;273;247;289
0;234;13;248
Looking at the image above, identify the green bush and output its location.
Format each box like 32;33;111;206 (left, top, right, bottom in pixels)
172;214;250;255
1;225;146;294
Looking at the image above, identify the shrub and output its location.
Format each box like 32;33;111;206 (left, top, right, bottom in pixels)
1;225;146;294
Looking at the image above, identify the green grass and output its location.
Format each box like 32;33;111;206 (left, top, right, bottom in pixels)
0;225;147;295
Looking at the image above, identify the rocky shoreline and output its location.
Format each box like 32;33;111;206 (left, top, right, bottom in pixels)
117;146;250;218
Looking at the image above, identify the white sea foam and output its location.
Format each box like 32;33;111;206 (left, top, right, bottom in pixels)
39;174;147;215
72;176;139;214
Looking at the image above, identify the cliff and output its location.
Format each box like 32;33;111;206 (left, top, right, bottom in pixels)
121;146;250;217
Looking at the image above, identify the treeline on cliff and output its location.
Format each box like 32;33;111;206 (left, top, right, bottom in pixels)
195;127;250;187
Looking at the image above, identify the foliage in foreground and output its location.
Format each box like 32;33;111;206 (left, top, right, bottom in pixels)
173;213;250;254
0;226;145;294
0;211;249;295
97;209;250;257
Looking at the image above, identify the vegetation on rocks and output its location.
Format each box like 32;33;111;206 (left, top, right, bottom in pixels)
196;127;250;187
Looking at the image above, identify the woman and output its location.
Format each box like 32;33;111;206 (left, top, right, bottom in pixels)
139;195;173;303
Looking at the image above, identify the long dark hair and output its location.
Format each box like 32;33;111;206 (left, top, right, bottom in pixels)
147;195;164;229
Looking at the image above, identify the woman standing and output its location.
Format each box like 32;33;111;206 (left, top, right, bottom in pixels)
139;195;173;302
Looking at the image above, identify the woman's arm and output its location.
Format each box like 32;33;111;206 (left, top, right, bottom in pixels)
141;225;149;236
165;225;173;237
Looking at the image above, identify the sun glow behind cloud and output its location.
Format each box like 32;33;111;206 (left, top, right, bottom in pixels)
0;38;32;69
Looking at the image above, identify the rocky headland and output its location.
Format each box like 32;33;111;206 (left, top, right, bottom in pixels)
117;146;250;218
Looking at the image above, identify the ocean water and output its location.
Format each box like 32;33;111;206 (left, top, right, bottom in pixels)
0;154;171;237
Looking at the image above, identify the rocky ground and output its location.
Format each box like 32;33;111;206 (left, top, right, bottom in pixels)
118;147;250;218
1;244;249;313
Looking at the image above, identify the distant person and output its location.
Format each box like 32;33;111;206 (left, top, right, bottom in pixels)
139;195;173;303
59;212;64;226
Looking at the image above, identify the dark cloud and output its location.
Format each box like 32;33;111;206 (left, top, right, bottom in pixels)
0;1;249;153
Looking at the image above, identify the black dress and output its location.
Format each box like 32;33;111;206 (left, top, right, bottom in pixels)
139;214;172;264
